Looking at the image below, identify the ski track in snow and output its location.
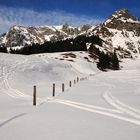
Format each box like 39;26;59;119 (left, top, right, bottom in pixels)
1;60;32;99
50;98;140;126
0;113;26;128
0;58;47;105
52;98;122;113
45;75;140;126
103;90;140;120
0;59;44;101
2;71;44;103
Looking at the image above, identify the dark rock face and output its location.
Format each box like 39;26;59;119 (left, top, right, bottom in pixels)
94;25;114;38
61;24;80;35
80;24;92;32
104;9;140;35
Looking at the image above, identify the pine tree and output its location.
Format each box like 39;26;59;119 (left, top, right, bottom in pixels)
97;52;109;71
0;46;7;53
111;51;119;70
97;51;119;71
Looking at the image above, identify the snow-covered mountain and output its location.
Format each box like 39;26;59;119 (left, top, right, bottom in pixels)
91;9;140;58
0;9;140;58
0;24;93;50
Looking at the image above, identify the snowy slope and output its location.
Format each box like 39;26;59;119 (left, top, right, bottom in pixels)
0;52;140;140
0;52;98;101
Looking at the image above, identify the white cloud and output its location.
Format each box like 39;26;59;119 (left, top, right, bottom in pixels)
0;6;103;34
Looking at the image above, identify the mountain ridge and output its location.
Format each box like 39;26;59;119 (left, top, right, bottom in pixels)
0;9;140;58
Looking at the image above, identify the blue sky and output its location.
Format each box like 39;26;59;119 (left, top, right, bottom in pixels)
0;0;140;33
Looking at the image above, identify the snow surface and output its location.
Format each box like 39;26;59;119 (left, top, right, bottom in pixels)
44;34;54;41
0;52;140;140
120;17;140;23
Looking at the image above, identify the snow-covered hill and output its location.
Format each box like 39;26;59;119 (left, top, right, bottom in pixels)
0;52;98;100
0;52;140;140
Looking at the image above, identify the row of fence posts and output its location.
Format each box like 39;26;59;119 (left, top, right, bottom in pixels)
51;77;79;98
33;76;89;106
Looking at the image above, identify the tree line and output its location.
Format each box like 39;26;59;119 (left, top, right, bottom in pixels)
9;34;102;55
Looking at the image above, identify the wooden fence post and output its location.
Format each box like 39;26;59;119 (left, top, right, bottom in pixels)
53;83;55;97
77;77;79;83
69;81;72;87
62;83;65;92
33;85;36;106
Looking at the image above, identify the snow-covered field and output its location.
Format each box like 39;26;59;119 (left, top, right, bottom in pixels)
0;52;140;140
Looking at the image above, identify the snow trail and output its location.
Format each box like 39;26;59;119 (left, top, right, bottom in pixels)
53;99;122;113
53;99;140;126
104;91;140;119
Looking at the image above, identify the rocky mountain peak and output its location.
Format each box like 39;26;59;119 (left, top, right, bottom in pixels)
103;9;140;31
114;9;136;19
91;9;140;58
61;23;80;35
